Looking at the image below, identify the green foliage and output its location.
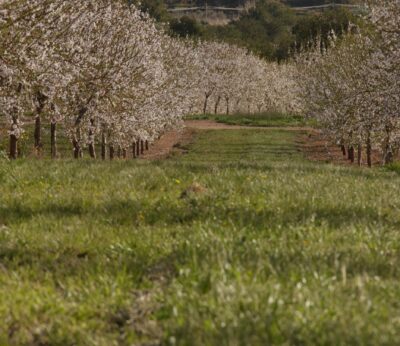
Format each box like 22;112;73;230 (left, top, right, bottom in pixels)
129;0;360;61
1;127;400;344
130;0;170;21
196;0;357;60
204;0;296;60
292;7;357;53
170;16;203;37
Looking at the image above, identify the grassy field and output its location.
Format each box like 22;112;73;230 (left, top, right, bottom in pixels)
1;127;400;345
186;112;317;127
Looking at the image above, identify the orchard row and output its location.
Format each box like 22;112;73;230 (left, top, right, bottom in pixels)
298;0;400;166
0;0;301;159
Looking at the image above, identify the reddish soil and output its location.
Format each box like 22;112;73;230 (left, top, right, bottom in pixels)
140;127;194;160
298;130;384;167
184;120;314;131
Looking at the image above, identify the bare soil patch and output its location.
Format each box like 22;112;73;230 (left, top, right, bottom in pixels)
185;119;314;131
140;127;194;160
298;130;384;167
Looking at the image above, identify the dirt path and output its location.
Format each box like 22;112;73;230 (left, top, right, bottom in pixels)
140;127;194;160
184;120;315;131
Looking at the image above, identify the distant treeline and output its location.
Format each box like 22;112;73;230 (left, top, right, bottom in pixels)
135;0;359;61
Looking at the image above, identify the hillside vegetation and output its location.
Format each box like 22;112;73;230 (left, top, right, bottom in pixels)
162;0;358;60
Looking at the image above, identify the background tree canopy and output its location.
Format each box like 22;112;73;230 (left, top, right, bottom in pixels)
131;0;358;61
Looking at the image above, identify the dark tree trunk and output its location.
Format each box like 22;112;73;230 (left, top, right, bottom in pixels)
9;134;17;160
72;128;82;159
101;131;107;160
117;146;121;158
145;140;149;151
34;115;42;153
88;143;96;159
140;140;144;155
385;151;394;165
50;120;57;159
203;94;210;114
366;132;372;167
9;115;19;160
136;140;140;157
383;128;393;165
225;97;230;115
341;145;346;156
132;142;137;158
34;91;47;153
348;146;354;163
88;118;96;159
72;137;81;159
214;95;221;114
122;149;127;159
109;145;115;160
357;144;362;166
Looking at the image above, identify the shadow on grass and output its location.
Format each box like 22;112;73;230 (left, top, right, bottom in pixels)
1;196;398;230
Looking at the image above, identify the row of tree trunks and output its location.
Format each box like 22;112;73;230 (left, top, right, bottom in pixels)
106;139;149;160
340;131;373;168
8;124;150;160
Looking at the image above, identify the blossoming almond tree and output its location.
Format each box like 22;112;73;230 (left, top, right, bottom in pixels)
1;0;305;160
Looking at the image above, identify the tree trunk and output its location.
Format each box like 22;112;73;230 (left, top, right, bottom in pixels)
9;115;19;160
122;149;127;159
101;131;107;160
109;145;115;160
203;95;209;114
366;132;372;168
9;133;17;160
34;91;47;153
348;146;354;163
140;140;144;155
225;97;230;115
357;144;362;166
145;140;149;150
72;137;80;159
132;142;137;158
341;145;346;156
383;128;393;165
136;140;140;157
385;150;394;165
50;120;57;159
88;118;96;159
214;96;221;114
34;115;42;153
73;128;82;159
88;143;96;159
117;146;121;158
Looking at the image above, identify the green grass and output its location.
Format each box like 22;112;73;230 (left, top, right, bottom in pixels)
1;127;400;345
185;112;317;127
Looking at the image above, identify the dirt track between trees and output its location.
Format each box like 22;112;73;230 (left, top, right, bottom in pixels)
184;120;315;131
144;120;383;167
